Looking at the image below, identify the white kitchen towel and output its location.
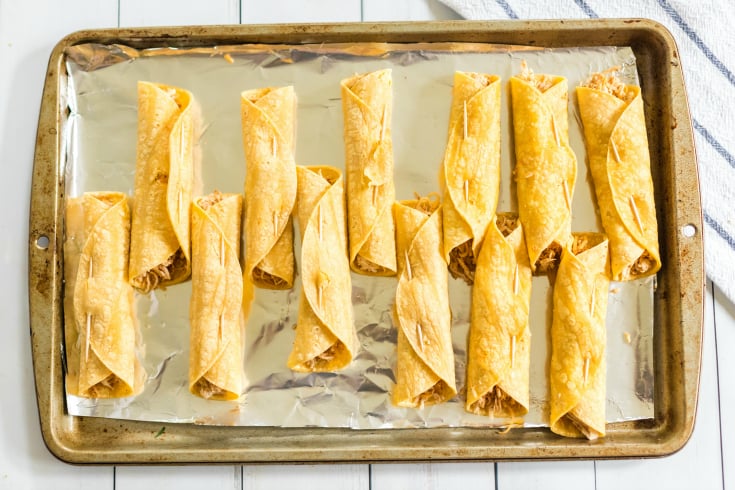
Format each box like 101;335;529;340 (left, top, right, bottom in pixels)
438;0;735;304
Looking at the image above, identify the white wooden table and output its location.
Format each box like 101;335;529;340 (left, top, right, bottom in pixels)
1;1;732;488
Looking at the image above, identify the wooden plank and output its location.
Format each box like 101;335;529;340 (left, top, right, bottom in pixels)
120;0;240;26
595;282;724;490
497;461;595;489
243;0;361;23
116;467;241;490
715;285;734;490
362;0;462;21
243;465;368;490
0;0;117;488
370;463;494;490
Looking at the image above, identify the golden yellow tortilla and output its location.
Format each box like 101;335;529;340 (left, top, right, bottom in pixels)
510;66;577;273
189;192;244;400
341;69;397;276
577;70;661;281
441;72;502;285
241;86;297;289
392;197;456;407
550;233;609;440
288;166;358;372
466;213;532;418
129;81;194;293
64;192;144;398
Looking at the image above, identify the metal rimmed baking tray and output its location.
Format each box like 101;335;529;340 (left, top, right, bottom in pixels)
29;19;703;464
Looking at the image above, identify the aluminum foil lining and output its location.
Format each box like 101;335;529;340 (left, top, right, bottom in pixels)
62;42;654;428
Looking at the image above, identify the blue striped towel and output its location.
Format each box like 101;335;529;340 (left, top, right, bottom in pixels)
438;0;735;304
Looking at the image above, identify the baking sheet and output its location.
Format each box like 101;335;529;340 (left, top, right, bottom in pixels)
62;42;654;429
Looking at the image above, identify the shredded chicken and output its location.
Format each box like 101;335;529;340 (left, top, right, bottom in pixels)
571;233;607;257
354;254;390;275
194;377;227;400
197;190;224;210
535;241;563;273
631;250;656;277
496;214;519;238
562;412;600;440
517;60;555;92
252;267;288;288
469;385;525;417
448;239;476;285
303;344;340;371
581;67;635;103
132;248;188;293
466;72;493;88
414;381;446;408
86;374;121;397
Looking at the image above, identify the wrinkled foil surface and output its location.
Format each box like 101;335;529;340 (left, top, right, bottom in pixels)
63;42;654;428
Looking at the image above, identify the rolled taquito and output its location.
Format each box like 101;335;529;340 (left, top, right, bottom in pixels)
441;71;502;285
392;197;456;407
65;192;144;398
577;69;661;281
129;81;194;293
341;69;397;276
241;86;297;289
550;232;610;440
466;213;532;418
189;191;244;400
510;64;577;273
288;166;358;372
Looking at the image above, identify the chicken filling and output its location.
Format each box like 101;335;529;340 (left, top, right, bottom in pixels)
133;248;188;293
194;376;228;400
303;343;340;371
535;242;563;273
470;385;524;417
448;239;476;285
414;381;447;408
581;67;635;103
518;61;556;92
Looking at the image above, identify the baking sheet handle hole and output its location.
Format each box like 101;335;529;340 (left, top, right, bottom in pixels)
35;235;50;250
681;224;697;238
